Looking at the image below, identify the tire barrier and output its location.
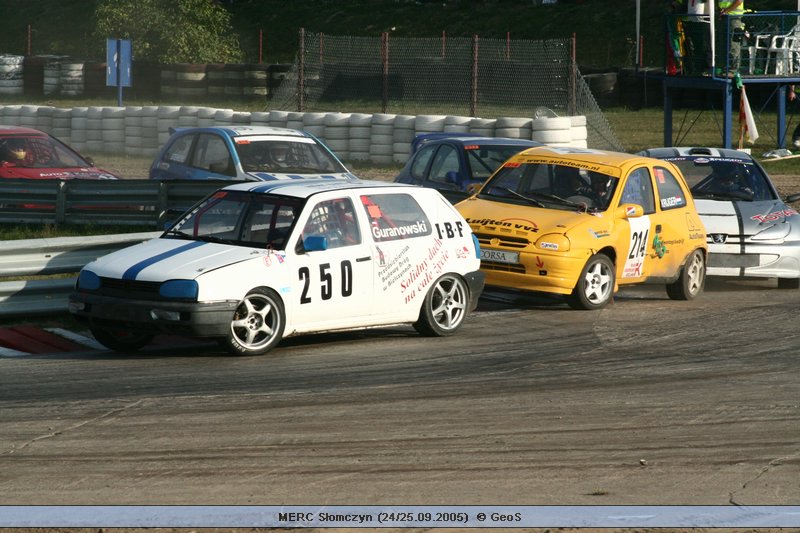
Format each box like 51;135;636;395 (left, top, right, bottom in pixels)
369;113;396;165
323;112;351;161
43;56;66;96
0;104;588;165
243;64;268;99
22;56;45;97
393;114;416;164
206;63;226;98
175;64;207;99
348;113;373;161
59;62;84;97
160;66;177;98
0;54;24;96
223;63;246;97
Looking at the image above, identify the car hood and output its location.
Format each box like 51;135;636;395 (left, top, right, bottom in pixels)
695;198;798;236
245;171;358;181
457;197;602;238
85;238;270;282
0;167;119;180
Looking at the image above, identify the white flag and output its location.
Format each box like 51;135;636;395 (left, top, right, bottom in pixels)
739;85;759;144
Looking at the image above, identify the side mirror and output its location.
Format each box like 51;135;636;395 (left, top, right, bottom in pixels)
209;161;229;173
466;182;482;196
303;234;328;252
445;170;463;188
785;193;800;203
84;156;95;166
616;203;643;219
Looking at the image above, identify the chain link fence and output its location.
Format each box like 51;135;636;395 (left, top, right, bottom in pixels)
269;30;623;151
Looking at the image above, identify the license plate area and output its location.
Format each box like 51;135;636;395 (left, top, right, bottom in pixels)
480;248;520;264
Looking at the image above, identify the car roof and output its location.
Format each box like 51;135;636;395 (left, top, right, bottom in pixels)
220;178;412;199
513;146;663;168
0;125;48;137
412;132;541;152
637;147;755;161
169;125;311;139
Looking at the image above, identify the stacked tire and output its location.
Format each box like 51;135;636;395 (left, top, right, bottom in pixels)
469;117;496;137
531;116;573;146
59;61;84;96
496;117;532;139
369;113;396;165
393;115;416;164
322;112;351;161
348;113;372;162
0;55;24;96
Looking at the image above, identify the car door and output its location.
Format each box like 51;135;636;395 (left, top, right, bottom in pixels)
290;193;374;328
616;166;662;281
651;164;700;274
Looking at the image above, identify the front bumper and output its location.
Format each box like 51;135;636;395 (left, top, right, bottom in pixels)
68;291;238;337
480;249;589;296
707;241;800;279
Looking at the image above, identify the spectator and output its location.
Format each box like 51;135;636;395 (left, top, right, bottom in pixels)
719;0;746;74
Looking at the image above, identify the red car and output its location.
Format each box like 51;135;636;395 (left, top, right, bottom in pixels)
0;126;119;180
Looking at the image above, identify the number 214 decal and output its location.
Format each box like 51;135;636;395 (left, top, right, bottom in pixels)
299;261;353;304
628;229;649;260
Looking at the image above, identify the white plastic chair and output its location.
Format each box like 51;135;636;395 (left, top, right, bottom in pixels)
764;26;800;75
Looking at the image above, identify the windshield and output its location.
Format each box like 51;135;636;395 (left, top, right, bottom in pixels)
0;135;91;169
234;137;346;174
465;145;530;180
478;162;619;212
667;157;776;202
166;191;303;250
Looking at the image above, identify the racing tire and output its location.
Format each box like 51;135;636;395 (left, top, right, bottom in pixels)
666;249;706;300
413;273;469;337
222;288;285;356
777;277;800;289
567;253;615;310
90;326;154;352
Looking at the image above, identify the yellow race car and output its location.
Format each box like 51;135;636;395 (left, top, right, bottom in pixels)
456;146;707;309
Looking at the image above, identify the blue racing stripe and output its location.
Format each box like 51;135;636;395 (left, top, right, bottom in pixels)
122;241;207;280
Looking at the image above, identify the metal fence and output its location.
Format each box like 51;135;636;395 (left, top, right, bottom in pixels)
0;232;159;317
0;178;231;227
270;31;623;151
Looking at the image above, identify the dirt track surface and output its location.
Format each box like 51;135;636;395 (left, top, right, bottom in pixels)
1;278;799;516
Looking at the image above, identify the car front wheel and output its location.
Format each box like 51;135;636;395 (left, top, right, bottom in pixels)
666;249;705;300
567;253;614;310
90;325;153;352
223;288;286;356
414;273;469;336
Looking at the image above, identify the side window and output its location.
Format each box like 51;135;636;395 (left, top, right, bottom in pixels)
654;166;688;210
620;167;656;214
302;197;361;249
191;133;234;176
428;145;460;184
410;145;436;180
164;134;194;164
360;193;432;242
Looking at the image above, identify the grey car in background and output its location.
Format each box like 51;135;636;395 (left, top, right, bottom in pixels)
639;146;800;288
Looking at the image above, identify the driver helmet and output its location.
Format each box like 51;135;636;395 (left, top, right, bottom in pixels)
4;139;27;161
270;143;290;164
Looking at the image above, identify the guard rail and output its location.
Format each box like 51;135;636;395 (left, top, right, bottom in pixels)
0;178;232;227
0;232;160;317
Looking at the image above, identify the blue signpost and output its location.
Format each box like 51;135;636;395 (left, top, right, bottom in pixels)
106;38;132;107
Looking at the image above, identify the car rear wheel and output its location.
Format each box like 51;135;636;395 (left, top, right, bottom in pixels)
223;288;285;356
90;325;153;352
666;249;705;300
567;253;614;310
414;273;469;336
778;278;800;289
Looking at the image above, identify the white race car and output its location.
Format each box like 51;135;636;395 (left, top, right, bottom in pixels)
69;179;485;355
640;147;800;288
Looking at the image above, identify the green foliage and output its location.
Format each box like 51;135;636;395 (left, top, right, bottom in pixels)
93;0;243;63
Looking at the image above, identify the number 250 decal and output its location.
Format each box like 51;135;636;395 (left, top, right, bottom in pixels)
299;261;353;304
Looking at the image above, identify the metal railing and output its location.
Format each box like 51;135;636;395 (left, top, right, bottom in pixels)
0;178;231;227
0;232;161;317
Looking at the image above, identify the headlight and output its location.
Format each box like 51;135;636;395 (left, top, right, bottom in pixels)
77;270;101;290
159;279;199;300
536;233;570;252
